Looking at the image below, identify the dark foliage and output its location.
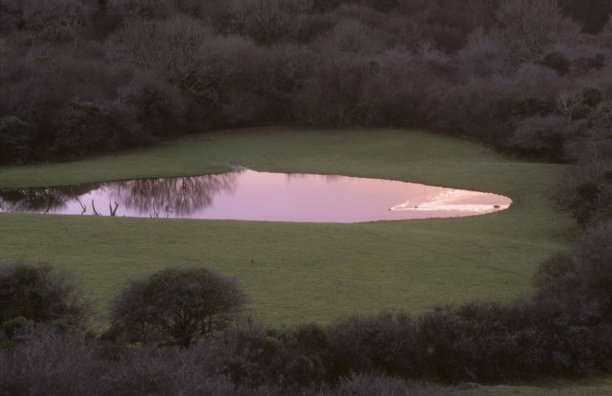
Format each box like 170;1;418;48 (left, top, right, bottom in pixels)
0;0;609;163
326;312;420;379
0;262;86;340
209;320;331;388
108;268;246;347
553;161;612;226
509;115;569;161
417;300;611;382
535;220;612;323
0;116;30;164
559;0;612;34
0;325;272;396
0;325;460;396
2;0;612;392
540;52;571;75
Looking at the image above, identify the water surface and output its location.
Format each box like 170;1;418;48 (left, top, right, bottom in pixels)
0;169;511;223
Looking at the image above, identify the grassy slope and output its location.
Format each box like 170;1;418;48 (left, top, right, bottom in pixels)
0;128;573;329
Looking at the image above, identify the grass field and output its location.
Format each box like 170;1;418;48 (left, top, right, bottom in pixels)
0;127;573;329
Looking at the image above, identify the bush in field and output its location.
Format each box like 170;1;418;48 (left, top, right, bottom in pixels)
535;220;612;322
418;299;612;382
553;161;612;225
0;263;86;338
323;300;610;383
327;312;419;379
509;115;569;160
109;268;246;347
212;321;331;388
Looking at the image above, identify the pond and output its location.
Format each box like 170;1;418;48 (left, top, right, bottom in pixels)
0;168;511;223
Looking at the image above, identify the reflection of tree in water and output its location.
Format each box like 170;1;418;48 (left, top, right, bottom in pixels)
0;171;240;217
0;184;98;213
108;171;241;217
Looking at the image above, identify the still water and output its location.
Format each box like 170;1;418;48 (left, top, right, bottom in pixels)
0;169;511;223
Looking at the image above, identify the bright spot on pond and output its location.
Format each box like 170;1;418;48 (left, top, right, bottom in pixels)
389;190;509;213
0;169;511;223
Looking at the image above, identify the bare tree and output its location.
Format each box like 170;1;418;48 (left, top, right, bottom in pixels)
21;0;97;44
556;90;583;121
494;0;581;63
105;15;209;80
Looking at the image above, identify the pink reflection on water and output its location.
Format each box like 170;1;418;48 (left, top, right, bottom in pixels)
0;169;512;223
389;190;511;213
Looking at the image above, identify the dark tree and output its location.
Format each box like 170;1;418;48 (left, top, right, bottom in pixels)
559;0;612;34
0;263;86;333
110;268;246;347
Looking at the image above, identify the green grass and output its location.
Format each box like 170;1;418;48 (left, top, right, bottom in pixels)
457;376;612;395
0;127;573;329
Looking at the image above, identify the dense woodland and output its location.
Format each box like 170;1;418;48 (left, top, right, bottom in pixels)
1;0;611;164
1;0;612;394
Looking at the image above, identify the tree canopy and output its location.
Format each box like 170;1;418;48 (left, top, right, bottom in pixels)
0;263;86;339
109;267;246;347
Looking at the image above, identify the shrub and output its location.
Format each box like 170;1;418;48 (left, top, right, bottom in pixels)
327;312;419;379
456;29;509;77
210;320;332;388
536;220;612;323
294;323;332;352
426;76;513;144
540;51;571;75
0;0;24;33
325;373;455;396
123;79;189;139
570;103;592;120
559;0;612;34
416;299;611;382
574;53;606;74
223;0;302;46
0;116;31;164
109;268;247;347
581;87;603;107
553;161;612;225
0;327;267;396
49;101;114;160
0;262;86;334
510;97;554;118
107;0;178;20
493;0;581;64
16;0;98;44
509;115;569;160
